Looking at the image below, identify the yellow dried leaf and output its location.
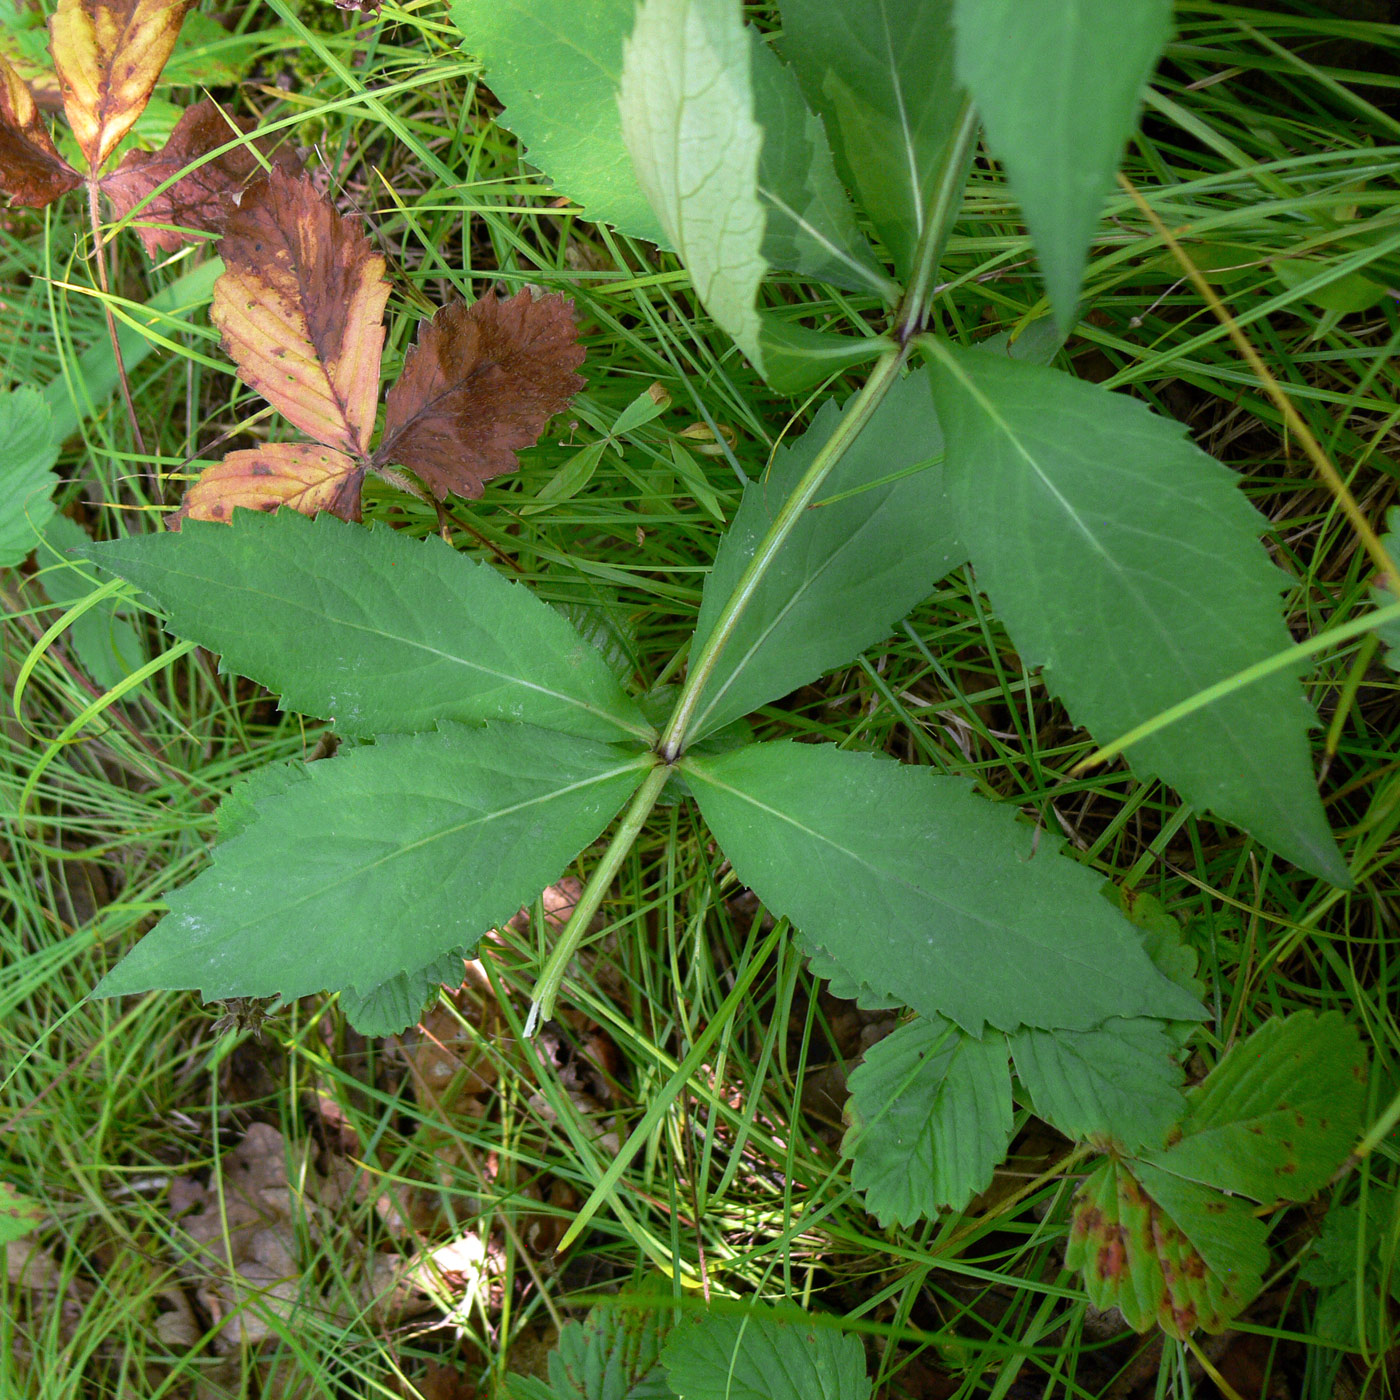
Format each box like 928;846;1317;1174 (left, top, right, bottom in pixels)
49;0;193;171
175;443;364;526
210;168;390;457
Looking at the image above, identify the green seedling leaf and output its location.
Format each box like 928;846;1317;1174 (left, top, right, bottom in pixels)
95;725;652;1021
952;0;1172;331
620;0;767;374
663;1307;869;1400
1274;259;1391;316
339;948;470;1038
930;342;1347;886
779;0;966;283
1142;1011;1367;1204
449;0;667;246
520;439;608;516
1371;505;1400;670
36;516;146;690
689;373;962;739
1010;1017;1184;1152
0;387;59;567
508;1297;674;1399
1066;1156;1269;1338
682;741;1205;1034
748;38;893;299
757;318;893;395
846;1015;1013;1224
0;1182;44;1245
85;510;652;743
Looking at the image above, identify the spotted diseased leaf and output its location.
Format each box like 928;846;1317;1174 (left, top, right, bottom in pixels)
211;167;389;458
0;1181;44;1245
1142;1011;1367;1205
1067;1156;1269;1338
0;51;81;207
49;0;193;171
102;98;300;255
374;291;586;502
174;444;365;527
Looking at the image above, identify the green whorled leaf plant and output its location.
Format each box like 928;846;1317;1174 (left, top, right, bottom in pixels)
85;0;1376;1338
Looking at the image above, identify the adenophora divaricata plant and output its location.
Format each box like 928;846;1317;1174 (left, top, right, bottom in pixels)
86;0;1374;1338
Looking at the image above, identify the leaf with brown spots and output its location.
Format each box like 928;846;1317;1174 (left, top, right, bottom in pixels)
374;290;585;501
1066;1156;1268;1338
175;444;364;528
101;99;301;256
211;167;390;458
1140;1011;1366;1205
49;0;193;171
0;50;81;207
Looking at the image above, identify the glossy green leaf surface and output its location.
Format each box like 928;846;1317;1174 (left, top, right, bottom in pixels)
689;373;961;740
846;1016;1013;1224
620;0;767;372
683;741;1205;1033
749;38;893;298
1067;1156;1269;1338
779;0;965;282
930;343;1347;885
86;511;651;743
953;0;1172;329
448;0;667;246
1010;1017;1184;1152
0;387;59;567
95;725;651;1010
663;1309;869;1400
1142;1011;1366;1204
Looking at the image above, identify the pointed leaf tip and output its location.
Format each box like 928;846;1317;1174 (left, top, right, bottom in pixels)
0;50;81;207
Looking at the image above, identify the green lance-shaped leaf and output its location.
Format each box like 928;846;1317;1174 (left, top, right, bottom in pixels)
689;372;962;740
779;0;967;283
1066;1156;1269;1338
95;725;652;1017
448;0;667;247
846;1015;1013;1225
681;741;1204;1034
508;1297;673;1400
748;37;894;299
85;510;651;744
1141;1011;1367;1205
929;343;1348;886
663;1308;870;1400
619;0;767;374
952;0;1172;331
0;386;59;567
1010;1017;1185;1153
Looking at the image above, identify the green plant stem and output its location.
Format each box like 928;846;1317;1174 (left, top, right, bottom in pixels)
525;759;670;1036
896;95;980;340
659;345;905;761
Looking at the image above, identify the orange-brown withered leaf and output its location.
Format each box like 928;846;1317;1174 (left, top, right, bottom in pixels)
0;51;81;207
374;290;586;501
49;0;194;172
211;168;390;457
174;443;364;527
102;99;301;256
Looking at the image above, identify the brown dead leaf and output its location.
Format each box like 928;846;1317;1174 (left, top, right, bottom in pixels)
0;51;81;207
49;0;193;171
175;443;364;527
374;289;586;501
211;167;389;457
102;98;300;256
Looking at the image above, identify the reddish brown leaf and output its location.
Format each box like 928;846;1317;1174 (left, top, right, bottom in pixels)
102;99;300;256
49;0;193;171
0;51;81;207
174;443;364;526
374;290;586;501
211;168;390;458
